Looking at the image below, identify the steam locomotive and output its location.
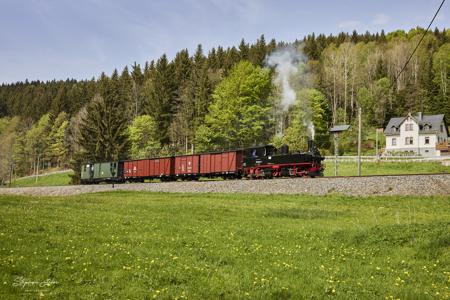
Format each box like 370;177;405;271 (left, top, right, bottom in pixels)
80;141;324;184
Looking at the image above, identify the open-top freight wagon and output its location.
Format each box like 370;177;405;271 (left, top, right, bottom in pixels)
123;157;174;182
80;142;324;184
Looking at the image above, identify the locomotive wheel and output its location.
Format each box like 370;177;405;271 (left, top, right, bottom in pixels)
263;169;273;179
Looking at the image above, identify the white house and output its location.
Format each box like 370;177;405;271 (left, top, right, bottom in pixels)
384;112;448;156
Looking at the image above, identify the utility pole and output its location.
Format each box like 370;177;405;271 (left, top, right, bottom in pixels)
334;134;338;176
357;107;362;176
9;163;13;188
375;128;379;160
35;154;40;183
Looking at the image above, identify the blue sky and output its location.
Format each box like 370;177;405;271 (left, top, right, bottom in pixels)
0;0;448;83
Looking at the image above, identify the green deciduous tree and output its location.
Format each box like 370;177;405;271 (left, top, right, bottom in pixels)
48;112;69;167
273;89;329;151
195;61;272;151
127;115;161;159
432;43;450;120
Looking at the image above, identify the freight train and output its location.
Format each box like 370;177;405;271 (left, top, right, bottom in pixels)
80;141;324;184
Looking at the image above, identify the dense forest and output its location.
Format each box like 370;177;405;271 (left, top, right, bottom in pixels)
0;28;449;183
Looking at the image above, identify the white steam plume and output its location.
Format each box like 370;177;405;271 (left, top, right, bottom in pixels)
266;45;315;140
266;46;301;111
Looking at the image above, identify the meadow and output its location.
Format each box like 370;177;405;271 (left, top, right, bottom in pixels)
8;171;73;188
0;192;449;299
323;160;450;176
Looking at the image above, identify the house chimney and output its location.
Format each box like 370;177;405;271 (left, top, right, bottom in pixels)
418;112;422;120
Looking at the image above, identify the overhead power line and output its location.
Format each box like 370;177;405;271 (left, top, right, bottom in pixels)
391;0;446;88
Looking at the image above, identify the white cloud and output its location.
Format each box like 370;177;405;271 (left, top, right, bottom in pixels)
372;13;390;25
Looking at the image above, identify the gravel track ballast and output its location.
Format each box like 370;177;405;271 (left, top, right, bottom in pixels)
1;174;449;197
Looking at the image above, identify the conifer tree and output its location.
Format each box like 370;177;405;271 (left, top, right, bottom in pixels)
239;39;249;60
131;62;144;117
120;66;133;120
78;71;130;161
142;54;176;144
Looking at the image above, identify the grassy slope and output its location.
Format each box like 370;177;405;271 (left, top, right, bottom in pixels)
0;192;448;299
8;171;73;188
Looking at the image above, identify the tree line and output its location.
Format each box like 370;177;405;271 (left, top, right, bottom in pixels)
0;29;448;184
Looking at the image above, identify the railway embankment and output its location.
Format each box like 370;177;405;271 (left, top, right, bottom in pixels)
0;174;449;197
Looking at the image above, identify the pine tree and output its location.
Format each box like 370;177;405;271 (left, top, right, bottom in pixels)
216;46;226;69
239;38;249;60
142;54;176;144
78;71;130;161
120;66;133;120
131;62;144;117
170;45;212;152
249;34;267;66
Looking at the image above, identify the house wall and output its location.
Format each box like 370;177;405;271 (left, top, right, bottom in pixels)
385;117;439;156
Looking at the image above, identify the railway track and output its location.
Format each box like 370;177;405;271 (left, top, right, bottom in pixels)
0;173;449;197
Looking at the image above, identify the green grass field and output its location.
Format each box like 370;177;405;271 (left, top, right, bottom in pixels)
323;161;450;176
0;192;449;299
8;171;73;188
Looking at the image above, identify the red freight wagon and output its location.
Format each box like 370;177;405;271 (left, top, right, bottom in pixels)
200;151;243;177
174;155;200;177
123;157;174;181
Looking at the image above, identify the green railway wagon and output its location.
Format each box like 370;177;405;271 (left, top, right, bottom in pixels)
80;162;123;184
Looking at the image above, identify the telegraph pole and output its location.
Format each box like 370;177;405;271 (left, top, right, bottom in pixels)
357;107;362;176
9;163;13;188
35;154;40;183
375;128;379;159
334;134;338;176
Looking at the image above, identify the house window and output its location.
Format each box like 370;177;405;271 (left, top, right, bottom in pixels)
405;137;414;145
441;124;445;132
405;124;413;131
425;137;430;144
392;138;397;146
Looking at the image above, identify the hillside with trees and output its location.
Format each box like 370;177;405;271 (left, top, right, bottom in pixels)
0;28;449;184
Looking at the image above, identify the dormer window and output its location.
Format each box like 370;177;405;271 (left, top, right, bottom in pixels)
441;124;445;133
405;124;413;131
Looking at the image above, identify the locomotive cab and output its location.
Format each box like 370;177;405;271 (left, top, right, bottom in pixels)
244;145;277;158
